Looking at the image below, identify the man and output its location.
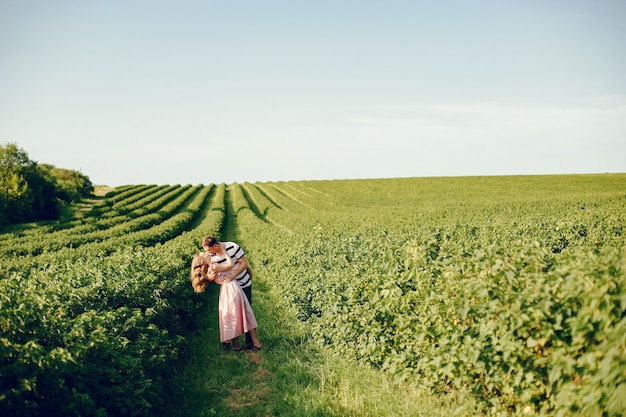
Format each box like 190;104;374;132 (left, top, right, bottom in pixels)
202;236;254;350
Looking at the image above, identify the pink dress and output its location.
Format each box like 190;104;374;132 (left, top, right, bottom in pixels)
214;272;258;342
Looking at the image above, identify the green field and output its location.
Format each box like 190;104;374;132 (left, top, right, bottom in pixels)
1;174;625;416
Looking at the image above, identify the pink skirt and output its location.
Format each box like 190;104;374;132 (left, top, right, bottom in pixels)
218;280;258;342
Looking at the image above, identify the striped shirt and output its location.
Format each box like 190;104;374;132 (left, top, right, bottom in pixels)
211;241;251;289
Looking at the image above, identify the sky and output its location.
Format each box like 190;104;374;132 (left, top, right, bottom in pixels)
1;0;625;186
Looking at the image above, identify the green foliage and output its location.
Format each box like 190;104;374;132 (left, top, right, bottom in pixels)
1;174;625;416
38;164;94;203
233;175;626;416
0;247;198;416
0;182;219;416
0;142;40;224
0;143;95;226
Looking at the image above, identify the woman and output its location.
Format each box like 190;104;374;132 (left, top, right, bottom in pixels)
190;243;262;351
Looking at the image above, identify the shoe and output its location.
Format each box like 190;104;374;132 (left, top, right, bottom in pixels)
232;346;243;352
222;342;230;351
251;345;262;352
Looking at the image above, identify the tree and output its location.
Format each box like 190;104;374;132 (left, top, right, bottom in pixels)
0;143;36;224
39;164;94;203
0;142;94;226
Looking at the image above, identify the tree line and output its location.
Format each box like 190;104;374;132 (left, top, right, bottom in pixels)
0;142;94;227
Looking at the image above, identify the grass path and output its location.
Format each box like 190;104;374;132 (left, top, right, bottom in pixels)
163;275;478;416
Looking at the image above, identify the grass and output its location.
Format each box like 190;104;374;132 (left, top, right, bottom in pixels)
161;275;479;416
93;185;115;197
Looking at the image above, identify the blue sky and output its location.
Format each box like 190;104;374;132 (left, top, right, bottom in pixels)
1;0;624;186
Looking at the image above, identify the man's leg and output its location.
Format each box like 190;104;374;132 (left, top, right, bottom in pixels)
243;286;253;349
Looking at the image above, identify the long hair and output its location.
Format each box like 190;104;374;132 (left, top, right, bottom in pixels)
190;252;209;293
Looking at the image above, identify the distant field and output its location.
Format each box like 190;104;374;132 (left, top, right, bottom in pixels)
1;174;625;416
93;185;115;197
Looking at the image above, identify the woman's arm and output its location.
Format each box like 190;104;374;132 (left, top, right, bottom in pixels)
222;254;248;279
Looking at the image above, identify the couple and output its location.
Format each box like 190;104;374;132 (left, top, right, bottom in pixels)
190;236;262;352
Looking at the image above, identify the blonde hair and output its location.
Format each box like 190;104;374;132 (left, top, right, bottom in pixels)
190;252;209;293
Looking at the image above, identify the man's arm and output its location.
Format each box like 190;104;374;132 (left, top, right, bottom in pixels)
224;254;248;278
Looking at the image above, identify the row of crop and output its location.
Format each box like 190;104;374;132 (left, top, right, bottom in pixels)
1;185;212;277
238;182;312;231
0;185;171;252
0;185;178;252
0;184;223;416
239;183;273;217
1;248;189;416
93;185;177;222
251;229;624;416
74;185;181;230
294;234;625;416
0;185;147;242
232;178;626;416
285;175;626;211
103;185;171;217
0;185;197;257
272;179;626;256
93;184;153;209
239;179;626;260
